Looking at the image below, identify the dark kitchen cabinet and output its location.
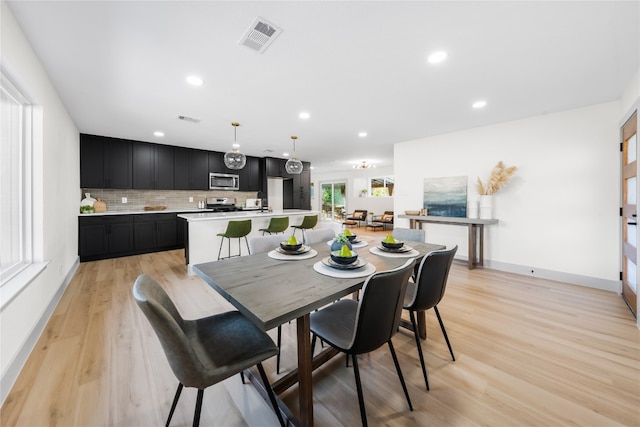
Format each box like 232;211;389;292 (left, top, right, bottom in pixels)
134;213;178;252
239;156;262;191
79;212;187;261
292;170;311;209
133;142;174;189
174;147;209;190
208;151;226;174
293;167;311;209
78;215;134;261
80;134;132;189
266;157;284;178
208;151;238;175
283;179;294;209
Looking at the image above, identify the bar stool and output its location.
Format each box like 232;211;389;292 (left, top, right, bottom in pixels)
258;216;289;235
291;215;318;243
217;219;252;260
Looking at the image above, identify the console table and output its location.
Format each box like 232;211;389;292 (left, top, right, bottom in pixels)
398;215;498;269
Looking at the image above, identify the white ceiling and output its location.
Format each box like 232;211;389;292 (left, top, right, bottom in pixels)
7;1;639;172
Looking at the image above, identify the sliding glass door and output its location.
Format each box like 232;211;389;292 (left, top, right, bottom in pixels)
320;181;347;221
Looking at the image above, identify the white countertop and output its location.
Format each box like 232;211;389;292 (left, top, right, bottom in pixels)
178;209;318;221
78;208;212;217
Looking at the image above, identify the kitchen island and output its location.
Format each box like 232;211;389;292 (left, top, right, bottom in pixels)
178;210;319;274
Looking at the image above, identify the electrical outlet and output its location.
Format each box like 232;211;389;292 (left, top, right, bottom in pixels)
122;197;127;204
189;197;194;203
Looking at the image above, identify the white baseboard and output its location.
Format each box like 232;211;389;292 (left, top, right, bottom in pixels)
0;257;80;406
454;256;620;293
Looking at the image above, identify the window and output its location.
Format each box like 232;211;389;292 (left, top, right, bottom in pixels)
1;73;33;285
369;176;394;197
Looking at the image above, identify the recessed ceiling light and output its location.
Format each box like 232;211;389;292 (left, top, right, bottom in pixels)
283;152;290;157
153;131;165;137
427;51;447;64
299;112;310;119
186;75;204;86
358;132;367;137
472;100;487;109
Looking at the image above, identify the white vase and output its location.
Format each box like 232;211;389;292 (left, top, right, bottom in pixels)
479;195;493;219
468;196;479;219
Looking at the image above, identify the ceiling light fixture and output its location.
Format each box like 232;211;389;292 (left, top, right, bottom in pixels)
153;131;165;137
299;112;310;119
358;132;367;137
353;160;375;169
284;136;303;174
472;100;487;109
186;75;204;86
427;51;447;64
223;122;247;170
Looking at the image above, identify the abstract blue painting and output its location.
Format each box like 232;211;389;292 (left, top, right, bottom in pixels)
423;176;468;217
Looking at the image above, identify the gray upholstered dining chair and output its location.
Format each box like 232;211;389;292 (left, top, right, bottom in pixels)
309;259;416;427
401;245;458;391
132;274;285;427
248;234;285;255
303;227;335;245
392;227;425;243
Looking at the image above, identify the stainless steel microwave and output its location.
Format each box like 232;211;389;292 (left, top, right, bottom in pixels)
209;173;239;190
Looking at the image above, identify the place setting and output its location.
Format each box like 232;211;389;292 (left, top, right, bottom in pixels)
325;229;368;249
268;236;318;260
368;234;420;258
313;244;376;278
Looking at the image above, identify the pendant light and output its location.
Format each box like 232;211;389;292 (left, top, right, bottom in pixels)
284;135;303;175
223;122;246;170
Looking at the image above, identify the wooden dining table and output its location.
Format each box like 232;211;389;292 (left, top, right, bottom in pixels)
193;236;445;427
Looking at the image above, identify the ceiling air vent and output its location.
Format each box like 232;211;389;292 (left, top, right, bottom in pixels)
239;17;283;53
177;115;201;123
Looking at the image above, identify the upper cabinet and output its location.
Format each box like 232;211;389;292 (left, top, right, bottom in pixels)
208;151;226;174
292;164;311;209
80;134;132;189
174;147;209;190
80;133;273;193
132;142;174;189
239;156;262;191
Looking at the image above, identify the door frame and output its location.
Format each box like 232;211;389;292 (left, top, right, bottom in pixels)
621;110;638;318
319;180;348;222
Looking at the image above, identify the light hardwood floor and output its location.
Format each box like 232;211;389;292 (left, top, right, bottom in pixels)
2;227;639;426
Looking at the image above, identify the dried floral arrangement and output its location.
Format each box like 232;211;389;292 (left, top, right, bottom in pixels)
476;161;517;195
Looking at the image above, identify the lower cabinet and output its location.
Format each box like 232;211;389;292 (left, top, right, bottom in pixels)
79;215;134;262
79;212;184;262
134;213;178;251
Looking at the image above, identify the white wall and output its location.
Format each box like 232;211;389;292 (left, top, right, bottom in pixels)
395;102;621;290
1;2;80;403
311;166;395;220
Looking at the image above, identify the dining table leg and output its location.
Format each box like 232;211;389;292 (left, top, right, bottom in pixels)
297;314;314;427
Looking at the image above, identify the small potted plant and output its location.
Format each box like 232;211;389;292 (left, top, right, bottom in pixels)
330;232;353;251
360;189;368;197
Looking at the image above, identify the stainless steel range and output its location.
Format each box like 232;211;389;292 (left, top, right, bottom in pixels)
206;197;239;212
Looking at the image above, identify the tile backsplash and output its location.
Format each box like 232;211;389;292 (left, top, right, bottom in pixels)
81;189;259;212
